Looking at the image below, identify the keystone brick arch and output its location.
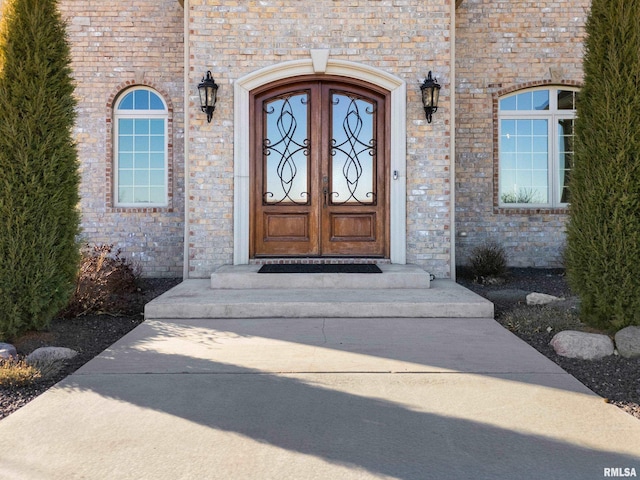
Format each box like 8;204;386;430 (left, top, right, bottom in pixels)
233;54;407;265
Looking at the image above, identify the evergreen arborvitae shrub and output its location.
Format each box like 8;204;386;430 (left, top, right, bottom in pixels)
0;0;80;339
566;0;640;330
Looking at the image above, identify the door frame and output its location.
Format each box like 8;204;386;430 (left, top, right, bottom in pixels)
234;52;407;264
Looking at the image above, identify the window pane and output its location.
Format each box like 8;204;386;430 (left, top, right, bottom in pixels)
134;153;149;168
119;93;134;110
149;170;164;186
502;152;517;169
119;169;133;186
119;119;133;134
134;90;149;110
149;92;165;110
134;188;150;203
501;119;516;136
134;136;149;151
118;187;133;203
516;120;532;135
558;90;576;110
532;119;547;135
119;153;133;168
134;170;150;186
150;135;164;152
134;119;149;134
119;136;133;152
516;136;532;153
533;90;550;110
517;92;533;110
500;96;517;110
150;119;164;134
149;187;165;203
150;153;164;169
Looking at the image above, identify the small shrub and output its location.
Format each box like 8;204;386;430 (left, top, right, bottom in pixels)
469;241;507;282
61;244;140;317
0;358;41;388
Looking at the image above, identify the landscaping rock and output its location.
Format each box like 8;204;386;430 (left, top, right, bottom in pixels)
527;292;564;305
615;326;640;359
26;347;78;378
550;330;614;360
0;343;17;360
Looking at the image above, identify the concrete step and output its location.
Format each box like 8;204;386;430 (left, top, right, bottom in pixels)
211;264;431;290
145;279;494;319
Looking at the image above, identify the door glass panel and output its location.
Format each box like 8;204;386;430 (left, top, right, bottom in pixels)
330;93;376;204
263;92;309;204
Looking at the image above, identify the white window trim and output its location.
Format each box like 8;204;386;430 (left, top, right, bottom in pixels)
498;86;578;209
113;87;169;208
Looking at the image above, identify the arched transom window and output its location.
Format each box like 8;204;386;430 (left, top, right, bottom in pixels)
498;87;579;207
113;87;168;206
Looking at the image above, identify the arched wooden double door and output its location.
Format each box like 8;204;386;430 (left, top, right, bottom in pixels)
250;78;389;258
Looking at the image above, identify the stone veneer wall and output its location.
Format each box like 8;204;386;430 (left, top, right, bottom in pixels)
187;0;453;278
454;0;589;268
57;1;185;277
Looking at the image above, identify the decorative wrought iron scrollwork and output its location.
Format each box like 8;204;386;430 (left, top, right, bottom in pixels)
263;94;309;204
330;95;376;205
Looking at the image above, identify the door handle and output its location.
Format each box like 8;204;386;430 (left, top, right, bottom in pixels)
322;176;329;208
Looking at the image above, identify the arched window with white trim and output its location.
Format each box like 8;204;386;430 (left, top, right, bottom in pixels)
113;87;168;206
498;87;579;207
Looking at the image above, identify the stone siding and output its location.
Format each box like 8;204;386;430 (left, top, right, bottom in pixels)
455;0;589;268
58;0;185;277
187;0;453;278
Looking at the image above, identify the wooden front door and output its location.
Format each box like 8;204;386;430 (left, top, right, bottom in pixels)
251;79;388;258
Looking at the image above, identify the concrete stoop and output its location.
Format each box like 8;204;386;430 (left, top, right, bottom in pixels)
145;264;494;319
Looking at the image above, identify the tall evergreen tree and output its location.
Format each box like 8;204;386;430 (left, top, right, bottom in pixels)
0;0;80;338
566;0;640;330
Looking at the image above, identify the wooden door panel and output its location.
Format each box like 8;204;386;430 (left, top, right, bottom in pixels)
265;213;309;240
251;79;388;258
257;211;318;255
329;213;376;241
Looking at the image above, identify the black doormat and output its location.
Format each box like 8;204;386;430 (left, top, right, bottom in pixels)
258;263;382;274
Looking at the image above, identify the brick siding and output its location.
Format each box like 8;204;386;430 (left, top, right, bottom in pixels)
187;0;453;278
58;0;185;277
455;0;589;268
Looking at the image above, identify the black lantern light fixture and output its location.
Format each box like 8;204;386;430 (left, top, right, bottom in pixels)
198;71;218;123
420;71;441;123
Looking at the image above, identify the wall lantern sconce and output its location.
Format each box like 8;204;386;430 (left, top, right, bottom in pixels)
420;71;441;123
198;71;218;123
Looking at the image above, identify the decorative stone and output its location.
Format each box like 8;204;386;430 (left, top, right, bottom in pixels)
25;347;78;378
527;292;564;305
550;331;614;360
0;343;17;360
615;326;640;359
26;347;78;364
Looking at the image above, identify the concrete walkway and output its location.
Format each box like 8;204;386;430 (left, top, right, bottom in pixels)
1;317;639;478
